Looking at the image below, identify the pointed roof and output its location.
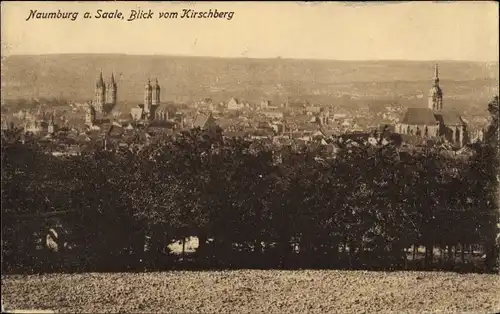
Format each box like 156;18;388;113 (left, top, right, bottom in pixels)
236;120;255;130
400;108;438;125
96;72;104;87
87;103;96;114
49;110;55;125
192;112;217;129
109;73;116;87
228;97;239;104
430;63;441;92
434;111;465;126
130;107;144;119
145;78;152;89
154;78;160;89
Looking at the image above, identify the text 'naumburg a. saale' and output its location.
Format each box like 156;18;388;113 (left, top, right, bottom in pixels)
25;8;235;22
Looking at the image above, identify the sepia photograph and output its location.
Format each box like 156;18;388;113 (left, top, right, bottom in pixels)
1;1;499;313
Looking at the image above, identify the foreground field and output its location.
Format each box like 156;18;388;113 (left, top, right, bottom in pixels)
2;270;499;313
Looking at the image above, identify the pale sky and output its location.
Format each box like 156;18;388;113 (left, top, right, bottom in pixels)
1;1;499;61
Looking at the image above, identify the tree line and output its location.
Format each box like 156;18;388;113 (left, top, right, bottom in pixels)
1;97;499;274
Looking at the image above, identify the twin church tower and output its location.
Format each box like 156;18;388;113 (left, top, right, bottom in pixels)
93;72;117;114
91;72;161;118
143;78;161;117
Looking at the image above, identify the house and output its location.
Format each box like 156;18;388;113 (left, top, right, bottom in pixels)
225;120;255;132
223;131;249;139
107;124;127;139
154;105;175;121
24;120;46;134
76;133;91;143
255;121;275;133
147;120;177;134
130;108;144;121
192;112;219;131
341;119;352;127
227;98;244;110
249;128;275;138
332;113;347;120
299;123;320;135
261;111;284;119
305;106;322;115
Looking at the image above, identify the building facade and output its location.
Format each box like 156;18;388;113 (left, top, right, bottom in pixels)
130;78;162;121
93;72;117;114
86;72;118;127
395;64;468;147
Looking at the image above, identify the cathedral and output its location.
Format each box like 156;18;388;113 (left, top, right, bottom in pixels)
395;64;468;147
130;78;165;121
86;72;117;126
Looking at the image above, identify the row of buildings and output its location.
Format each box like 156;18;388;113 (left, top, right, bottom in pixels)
11;64;482;151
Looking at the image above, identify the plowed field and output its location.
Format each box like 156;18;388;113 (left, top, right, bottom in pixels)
2;270;499;313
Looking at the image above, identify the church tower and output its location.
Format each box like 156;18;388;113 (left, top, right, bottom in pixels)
85;103;96;126
106;73;117;106
428;63;443;111
48;111;55;135
152;78;161;106
94;72;106;113
144;78;153;118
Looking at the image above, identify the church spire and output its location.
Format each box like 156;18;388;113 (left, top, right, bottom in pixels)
144;78;153;115
96;71;104;87
107;73;117;106
94;71;106;113
152;78;161;106
428;63;443;111
433;63;439;85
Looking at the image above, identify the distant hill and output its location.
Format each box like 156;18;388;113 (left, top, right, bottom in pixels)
1;54;498;111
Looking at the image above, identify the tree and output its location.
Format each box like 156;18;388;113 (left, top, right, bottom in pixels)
484;96;499;272
466;96;499;272
3;116;498;273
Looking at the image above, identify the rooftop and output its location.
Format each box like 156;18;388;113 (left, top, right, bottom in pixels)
400;108;437;125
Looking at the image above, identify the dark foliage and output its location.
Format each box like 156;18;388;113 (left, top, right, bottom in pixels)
2;98;499;274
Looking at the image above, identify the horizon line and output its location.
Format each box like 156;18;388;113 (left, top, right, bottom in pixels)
3;52;499;63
